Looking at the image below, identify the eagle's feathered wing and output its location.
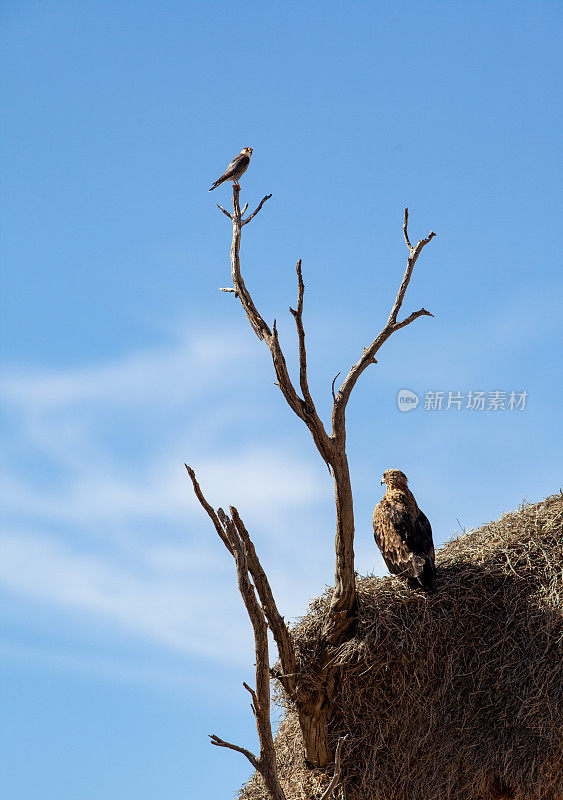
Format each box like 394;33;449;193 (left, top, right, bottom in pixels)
373;497;436;590
209;153;250;191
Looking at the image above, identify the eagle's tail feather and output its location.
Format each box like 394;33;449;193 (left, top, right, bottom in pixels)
419;559;437;592
406;559;436;592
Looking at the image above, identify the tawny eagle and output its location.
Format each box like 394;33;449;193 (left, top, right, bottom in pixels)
209;147;253;191
372;469;436;591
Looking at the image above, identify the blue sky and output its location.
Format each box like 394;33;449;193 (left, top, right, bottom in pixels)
1;1;561;798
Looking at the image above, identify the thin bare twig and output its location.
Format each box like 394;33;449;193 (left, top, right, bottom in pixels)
185;464;233;556
217;204;233;220
403;206;413;250
289;259;316;414
393;307;434;331
387;209;435;328
243;680;260;716
319;735;348;800
331;372;341;402
209;734;259;770
242;194;273;225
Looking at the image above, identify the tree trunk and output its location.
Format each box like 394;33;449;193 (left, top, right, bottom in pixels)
298;692;334;768
323;451;357;645
295;453;356;768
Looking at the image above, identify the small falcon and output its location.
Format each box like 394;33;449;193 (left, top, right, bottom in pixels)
209;147;253;191
373;469;436;591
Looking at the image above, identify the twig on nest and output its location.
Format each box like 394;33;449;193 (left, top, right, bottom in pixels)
319;735;348;800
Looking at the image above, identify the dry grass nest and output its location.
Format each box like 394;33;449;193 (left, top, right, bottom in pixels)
239;493;563;800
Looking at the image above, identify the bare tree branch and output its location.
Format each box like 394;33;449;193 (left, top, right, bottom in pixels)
332;207;436;442
392;307;434;331
243;680;259;704
319;735;348;800
228;187;272;342
185;464;233;556
231;507;297;697
403;206;413;250
217;204;233;220
242;194;273;225
216;506;287;800
209;734;259;771
187;465;296;692
322;208;435;644
187;467;287;798
224;185;334;467
331;372;341;402
289;260;316;415
387;208;435;328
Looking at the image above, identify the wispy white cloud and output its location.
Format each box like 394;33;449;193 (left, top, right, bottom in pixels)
0;329;254;409
0;326;327;672
0;528;250;662
1;446;324;527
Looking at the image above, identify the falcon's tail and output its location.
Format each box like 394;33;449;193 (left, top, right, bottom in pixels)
209;176;226;191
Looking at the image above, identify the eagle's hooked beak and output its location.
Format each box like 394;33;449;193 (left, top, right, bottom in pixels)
380;478;385;485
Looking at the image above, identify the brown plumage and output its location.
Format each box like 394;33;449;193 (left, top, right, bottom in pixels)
372;469;436;591
209;147;253;191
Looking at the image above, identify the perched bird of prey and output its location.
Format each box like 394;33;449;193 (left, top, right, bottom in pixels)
372;469;436;591
209;147;253;191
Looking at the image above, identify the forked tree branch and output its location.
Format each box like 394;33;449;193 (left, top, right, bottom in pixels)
230;507;297;697
185;466;296;697
331;206;435;443
224;185;333;467
185;472;287;800
324;208;435;643
218;507;286;800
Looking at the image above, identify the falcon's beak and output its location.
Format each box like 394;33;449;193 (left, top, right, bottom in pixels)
380;478;385;485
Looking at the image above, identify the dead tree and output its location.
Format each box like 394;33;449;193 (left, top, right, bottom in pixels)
187;184;435;784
